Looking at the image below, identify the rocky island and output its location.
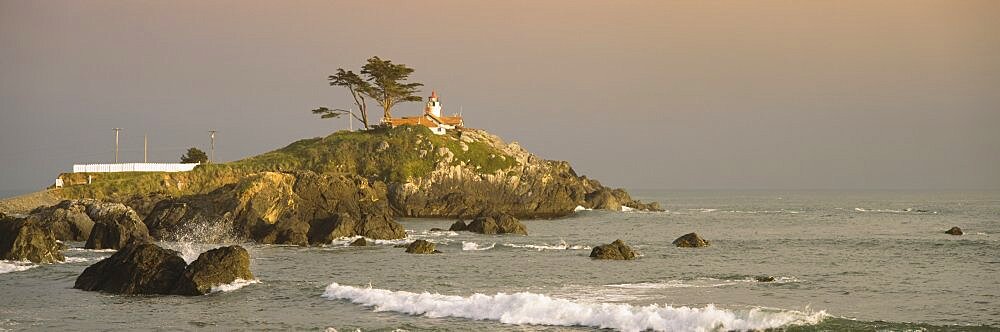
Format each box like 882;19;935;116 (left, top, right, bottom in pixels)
3;125;660;246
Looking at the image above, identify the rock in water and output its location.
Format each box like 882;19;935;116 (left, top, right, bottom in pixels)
673;232;710;247
589;239;638;260
75;243;255;296
405;239;438;254
74;243;187;294
349;238;368;246
448;220;468;231
755;276;776;282
945;226;963;235
466;213;528;235
0;213;65;263
172;245;254;295
85;211;152;250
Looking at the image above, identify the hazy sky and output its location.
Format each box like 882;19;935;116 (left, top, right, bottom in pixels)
1;1;998;194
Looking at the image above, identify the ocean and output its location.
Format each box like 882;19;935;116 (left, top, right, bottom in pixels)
2;190;998;331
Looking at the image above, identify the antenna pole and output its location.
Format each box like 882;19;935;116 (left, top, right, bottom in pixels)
113;128;122;163
144;134;148;163
209;130;216;163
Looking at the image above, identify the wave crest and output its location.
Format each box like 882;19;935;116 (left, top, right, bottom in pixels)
321;282;826;332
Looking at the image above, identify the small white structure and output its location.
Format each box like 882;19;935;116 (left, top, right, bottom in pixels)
384;91;464;135
72;162;200;173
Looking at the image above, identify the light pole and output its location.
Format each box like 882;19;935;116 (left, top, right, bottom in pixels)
113;128;122;163
209;130;216;164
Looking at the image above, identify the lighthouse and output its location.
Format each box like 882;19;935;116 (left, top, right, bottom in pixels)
384;89;463;135
425;90;442;117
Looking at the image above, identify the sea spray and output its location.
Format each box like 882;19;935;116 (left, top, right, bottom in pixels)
321;282;827;332
0;260;37;274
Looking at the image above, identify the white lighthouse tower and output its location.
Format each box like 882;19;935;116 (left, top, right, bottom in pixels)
425;90;442;117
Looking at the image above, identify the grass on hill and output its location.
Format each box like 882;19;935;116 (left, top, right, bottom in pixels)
58;125;518;200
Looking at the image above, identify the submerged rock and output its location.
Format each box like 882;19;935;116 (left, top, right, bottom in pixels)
448;220;468;232
74;243;187;295
0;213;65;263
466;213;527;235
589;239;637;260
755;276;776;282
673;232;710;248
74;243;254;296
349;238;368;246
405;239;438;254
172;245;254;295
945;226;963;236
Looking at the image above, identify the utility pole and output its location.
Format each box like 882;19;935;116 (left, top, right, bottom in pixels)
113;128;122;163
209;130;216;164
143;134;148;163
348;108;353;131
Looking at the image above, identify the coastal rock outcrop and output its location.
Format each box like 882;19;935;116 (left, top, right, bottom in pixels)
945;226;963;236
448;220;468;231
405;239;438;254
172;245;254;295
144;171;405;245
0;213;65;263
589;239;638;260
466;213;528;235
74;243;254;296
25;199;150;247
673;232;710;248
349;238;368;246
385;128;664;218
74;243;188;294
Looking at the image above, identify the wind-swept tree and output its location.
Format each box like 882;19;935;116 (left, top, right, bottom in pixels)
310;106;366;125
326;69;371;129
359;56;423;121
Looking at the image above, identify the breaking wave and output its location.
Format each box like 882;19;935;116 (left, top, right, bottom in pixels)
501;240;590;251
321;282;826;332
210;279;260;293
461;241;495;251
0;260;37;274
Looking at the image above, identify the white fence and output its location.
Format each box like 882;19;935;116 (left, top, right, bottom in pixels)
72;163;200;173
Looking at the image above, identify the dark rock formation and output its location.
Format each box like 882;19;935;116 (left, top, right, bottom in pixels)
25;200;94;241
84;208;152;250
589;239;637;260
26;199;150;248
349;238;368;246
74;243;254;296
0;213;65;263
144;171;405;245
673;232;710;248
466;213;527;235
405;239;438;254
448;220;468;231
172;245;253;295
74;243;187;294
755;276;776;282
945;226;963;235
122;192;173;220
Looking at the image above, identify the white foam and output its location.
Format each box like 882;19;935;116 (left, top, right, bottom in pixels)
620;206;635;212
322;282;826;332
461;241;495;251
574;205;592;212
66;248;117;253
0;260;37;274
329;236;413;247
210;279;260;293
63;256;108;263
502;240;590;251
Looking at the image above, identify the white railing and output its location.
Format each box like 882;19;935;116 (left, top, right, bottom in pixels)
72;163;200;173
